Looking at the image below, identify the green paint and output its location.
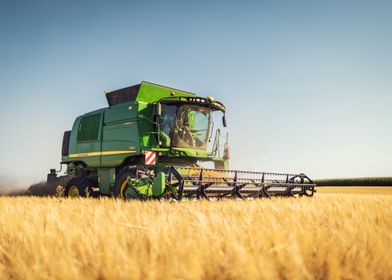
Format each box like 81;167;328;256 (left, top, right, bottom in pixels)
97;168;116;194
152;172;165;197
125;176;154;199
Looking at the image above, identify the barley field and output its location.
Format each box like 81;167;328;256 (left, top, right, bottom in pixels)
0;194;391;280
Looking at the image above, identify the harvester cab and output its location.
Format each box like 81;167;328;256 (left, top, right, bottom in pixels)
46;81;315;199
155;95;228;166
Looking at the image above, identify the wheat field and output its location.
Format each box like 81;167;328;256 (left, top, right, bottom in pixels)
317;186;392;195
0;194;391;280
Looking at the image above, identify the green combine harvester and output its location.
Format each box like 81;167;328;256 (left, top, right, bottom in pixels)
46;81;315;199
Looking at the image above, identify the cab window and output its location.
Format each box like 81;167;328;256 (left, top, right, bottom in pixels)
77;114;101;141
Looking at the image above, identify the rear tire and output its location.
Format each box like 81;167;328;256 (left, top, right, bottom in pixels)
64;177;88;198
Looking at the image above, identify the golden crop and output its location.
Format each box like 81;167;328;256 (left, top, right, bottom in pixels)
317;186;392;195
0;193;391;280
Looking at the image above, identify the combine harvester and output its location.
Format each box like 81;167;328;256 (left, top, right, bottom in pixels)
46;82;315;199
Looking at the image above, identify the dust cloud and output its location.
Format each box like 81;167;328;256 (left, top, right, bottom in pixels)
0;174;68;196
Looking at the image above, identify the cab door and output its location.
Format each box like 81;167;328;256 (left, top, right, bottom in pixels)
69;112;103;167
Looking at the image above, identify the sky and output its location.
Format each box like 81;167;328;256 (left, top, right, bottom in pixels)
0;0;391;185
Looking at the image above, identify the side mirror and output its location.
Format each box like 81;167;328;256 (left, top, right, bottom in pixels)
222;115;227;127
155;103;162;116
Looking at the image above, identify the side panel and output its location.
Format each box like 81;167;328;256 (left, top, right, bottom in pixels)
101;102;140;167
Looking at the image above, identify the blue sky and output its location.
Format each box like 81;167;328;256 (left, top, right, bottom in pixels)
0;0;391;185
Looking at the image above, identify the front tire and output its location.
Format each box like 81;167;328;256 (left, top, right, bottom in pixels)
114;166;147;199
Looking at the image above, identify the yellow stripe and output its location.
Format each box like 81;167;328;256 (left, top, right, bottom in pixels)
101;150;136;156
69;150;136;158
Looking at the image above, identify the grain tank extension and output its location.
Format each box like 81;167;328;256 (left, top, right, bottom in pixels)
47;81;315;199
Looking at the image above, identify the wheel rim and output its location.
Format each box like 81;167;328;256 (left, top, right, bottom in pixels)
68;185;80;198
119;180;128;199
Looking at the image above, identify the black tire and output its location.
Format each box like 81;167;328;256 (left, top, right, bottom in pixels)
64;177;87;198
113;165;143;199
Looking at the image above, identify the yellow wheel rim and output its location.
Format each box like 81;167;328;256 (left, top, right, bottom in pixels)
119;180;128;198
68;186;80;198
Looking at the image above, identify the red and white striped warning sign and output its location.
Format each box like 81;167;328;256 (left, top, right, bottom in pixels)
145;151;156;165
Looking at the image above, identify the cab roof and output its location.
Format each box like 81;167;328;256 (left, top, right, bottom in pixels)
105;81;195;106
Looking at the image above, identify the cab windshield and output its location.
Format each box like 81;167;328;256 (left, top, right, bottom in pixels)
159;104;211;149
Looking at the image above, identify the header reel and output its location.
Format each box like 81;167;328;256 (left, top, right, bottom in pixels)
165;166;316;200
